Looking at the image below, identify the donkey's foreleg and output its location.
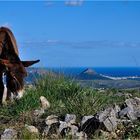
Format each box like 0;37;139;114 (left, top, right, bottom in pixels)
0;73;4;104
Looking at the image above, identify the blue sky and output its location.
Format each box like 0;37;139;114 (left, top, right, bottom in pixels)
0;1;140;67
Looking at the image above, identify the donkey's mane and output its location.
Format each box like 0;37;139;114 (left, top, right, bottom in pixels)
0;27;19;55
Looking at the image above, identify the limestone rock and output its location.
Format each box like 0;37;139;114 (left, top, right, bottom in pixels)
65;114;76;124
1;128;17;140
80;117;100;136
59;121;68;134
34;108;45;117
68;125;79;136
45;115;59;126
25;124;39;133
114;104;121;117
119;97;140;121
81;115;94;127
75;131;87;140
125;97;140;119
97;107;118;132
40;96;50;109
125;97;140;111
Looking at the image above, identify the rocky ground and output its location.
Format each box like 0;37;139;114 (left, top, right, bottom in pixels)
1;95;140;139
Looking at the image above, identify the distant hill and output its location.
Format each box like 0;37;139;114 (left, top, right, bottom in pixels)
25;68;110;83
76;68;110;80
25;68;55;84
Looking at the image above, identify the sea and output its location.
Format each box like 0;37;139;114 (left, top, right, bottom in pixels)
47;67;140;77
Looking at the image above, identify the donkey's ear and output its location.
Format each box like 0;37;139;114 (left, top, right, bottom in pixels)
0;59;12;67
21;60;40;67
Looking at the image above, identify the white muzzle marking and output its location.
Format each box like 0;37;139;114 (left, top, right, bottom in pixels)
2;85;7;104
2;85;24;104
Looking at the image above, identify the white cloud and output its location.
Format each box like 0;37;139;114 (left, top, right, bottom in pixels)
65;0;84;6
44;1;54;7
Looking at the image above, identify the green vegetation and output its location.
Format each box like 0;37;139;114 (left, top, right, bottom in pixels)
0;74;140;139
123;122;140;139
0;75;128;119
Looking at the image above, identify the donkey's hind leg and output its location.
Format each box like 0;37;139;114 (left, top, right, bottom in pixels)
0;73;4;104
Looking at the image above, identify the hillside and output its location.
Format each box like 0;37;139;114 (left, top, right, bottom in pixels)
25;68;140;89
25;68;55;84
76;68;110;80
1;74;140;139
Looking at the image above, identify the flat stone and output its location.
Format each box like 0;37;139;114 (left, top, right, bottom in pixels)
97;107;118;132
119;107;130;118
103;116;118;132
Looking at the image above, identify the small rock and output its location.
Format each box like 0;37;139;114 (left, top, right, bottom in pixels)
75;131;87;140
43;125;51;136
80;117;100;136
34;108;45;117
125;97;140;111
119;97;140;121
40;96;50;109
127;108;137;121
45;115;59;126
1;128;17;140
97;107;118;132
114;104;121;117
69;125;79;135
59;121;68;134
25;124;39;133
43;123;59;137
110;132;117;139
65;114;76;124
119;107;130;118
81;115;94;127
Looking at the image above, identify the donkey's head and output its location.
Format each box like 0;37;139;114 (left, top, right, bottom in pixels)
0;26;40;98
0;59;40;94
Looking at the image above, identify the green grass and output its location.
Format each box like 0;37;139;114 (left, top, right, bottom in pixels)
0;74;128;120
0;74;140;138
0;76;134;118
123;121;140;139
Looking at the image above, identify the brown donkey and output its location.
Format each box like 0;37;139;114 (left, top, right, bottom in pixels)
0;27;40;104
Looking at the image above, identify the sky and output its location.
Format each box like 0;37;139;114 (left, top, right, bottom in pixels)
0;1;140;67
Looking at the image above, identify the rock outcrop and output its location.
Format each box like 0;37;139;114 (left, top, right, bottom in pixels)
1;97;140;139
